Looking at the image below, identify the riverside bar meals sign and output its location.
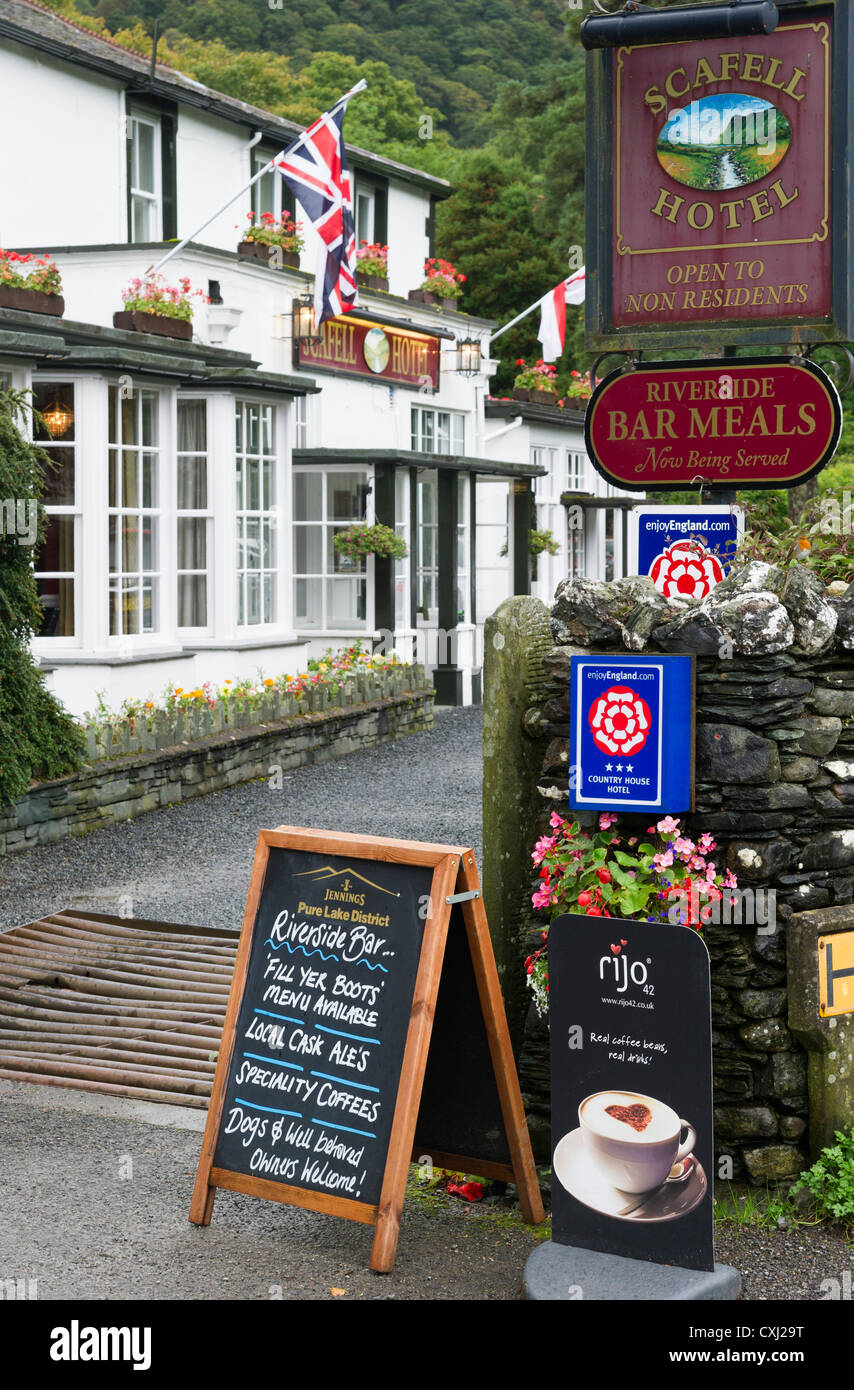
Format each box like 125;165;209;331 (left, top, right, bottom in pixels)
586;4;854;348
585;357;841;491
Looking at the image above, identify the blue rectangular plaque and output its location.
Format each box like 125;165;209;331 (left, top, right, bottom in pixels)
569;654;694;813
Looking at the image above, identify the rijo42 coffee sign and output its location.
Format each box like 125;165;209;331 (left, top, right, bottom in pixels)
585;357;841;492
586;3;854;348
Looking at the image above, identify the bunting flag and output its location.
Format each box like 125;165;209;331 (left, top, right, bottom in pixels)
537;267;586;362
275;83;365;327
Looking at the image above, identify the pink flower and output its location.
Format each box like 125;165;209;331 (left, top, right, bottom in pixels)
549;811;567;830
690;855;706;872
724;869;738;889
532;887;553;910
705;861;717;882
657;816;680;835
698;832;716;853
532;834;557;866
599;812;618;830
674;837;695;858
653;850;674;871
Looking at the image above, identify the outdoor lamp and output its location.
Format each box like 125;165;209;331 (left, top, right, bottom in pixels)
42;399;74;437
292;294;320;344
456;336;482;377
581;0;779;49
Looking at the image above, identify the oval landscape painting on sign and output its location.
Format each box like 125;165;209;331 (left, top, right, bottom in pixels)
657;95;791;191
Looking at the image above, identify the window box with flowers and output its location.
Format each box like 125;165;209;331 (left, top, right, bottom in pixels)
565;369;593;409
512;358;558;403
0;250;65;316
409;257;465;309
113;273;208;340
236;210;304;269
355;242;389;291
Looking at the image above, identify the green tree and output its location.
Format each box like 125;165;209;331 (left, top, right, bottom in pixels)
0;393;83;806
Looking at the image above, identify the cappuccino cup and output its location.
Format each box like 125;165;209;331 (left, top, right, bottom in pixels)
578;1090;696;1194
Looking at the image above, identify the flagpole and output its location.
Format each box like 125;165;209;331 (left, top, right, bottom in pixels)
488;297;543;347
148;79;368;277
149;160;276;275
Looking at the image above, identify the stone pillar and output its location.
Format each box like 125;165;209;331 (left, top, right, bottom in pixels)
483;595;552;1051
788;903;854;1158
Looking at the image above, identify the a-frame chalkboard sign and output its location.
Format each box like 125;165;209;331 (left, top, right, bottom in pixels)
190;826;544;1272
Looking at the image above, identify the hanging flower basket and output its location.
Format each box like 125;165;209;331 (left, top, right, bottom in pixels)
333;523;407;562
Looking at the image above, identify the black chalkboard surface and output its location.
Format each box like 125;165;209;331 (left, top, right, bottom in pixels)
212;845;433;1206
190;826;544;1272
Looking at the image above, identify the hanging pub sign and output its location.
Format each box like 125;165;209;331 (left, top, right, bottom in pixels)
569;654;695;814
584;357;841;492
294;313;440;391
190;825;544;1272
629;505;744;599
548;914;715;1273
585;2;854;350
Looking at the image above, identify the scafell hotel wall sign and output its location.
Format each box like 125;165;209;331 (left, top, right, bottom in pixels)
585;2;854;351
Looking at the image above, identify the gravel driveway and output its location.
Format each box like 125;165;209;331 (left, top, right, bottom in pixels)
0;707;482;933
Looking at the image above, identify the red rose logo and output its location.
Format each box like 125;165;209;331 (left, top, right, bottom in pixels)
649;538;725;600
588;685;652;757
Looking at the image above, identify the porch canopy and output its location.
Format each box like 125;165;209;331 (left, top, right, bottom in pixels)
294;447;546;704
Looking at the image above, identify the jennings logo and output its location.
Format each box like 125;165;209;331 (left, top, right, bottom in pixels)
599;941;654;997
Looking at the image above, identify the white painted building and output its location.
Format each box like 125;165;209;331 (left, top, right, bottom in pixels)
0;0;630;715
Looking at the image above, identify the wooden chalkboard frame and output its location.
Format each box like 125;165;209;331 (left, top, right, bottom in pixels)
190;826;544;1273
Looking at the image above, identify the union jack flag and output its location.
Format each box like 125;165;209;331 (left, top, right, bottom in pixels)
275;82;365;328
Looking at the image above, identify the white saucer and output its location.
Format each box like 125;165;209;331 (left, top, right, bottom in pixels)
553;1126;708;1223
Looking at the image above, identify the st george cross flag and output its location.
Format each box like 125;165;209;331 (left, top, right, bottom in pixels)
275;81;366;327
537;267;586;363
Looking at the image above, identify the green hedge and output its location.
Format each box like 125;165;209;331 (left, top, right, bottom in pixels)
0;390;82;805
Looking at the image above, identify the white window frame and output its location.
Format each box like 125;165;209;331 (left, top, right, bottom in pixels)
410;406;465;456
128;111;162;243
235;399;278;628
176;396;212;635
31;376;80;645
108;385;162;638
292;466;373;633
355;186;375;246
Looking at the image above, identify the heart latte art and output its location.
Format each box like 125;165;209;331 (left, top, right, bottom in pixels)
605;1102;652;1133
580;1091;680;1144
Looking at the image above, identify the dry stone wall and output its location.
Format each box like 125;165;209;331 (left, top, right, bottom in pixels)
491;564;854;1180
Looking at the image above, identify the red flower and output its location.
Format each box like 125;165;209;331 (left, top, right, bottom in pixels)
577;891;592;907
586;907;602;917
597;868;611;885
